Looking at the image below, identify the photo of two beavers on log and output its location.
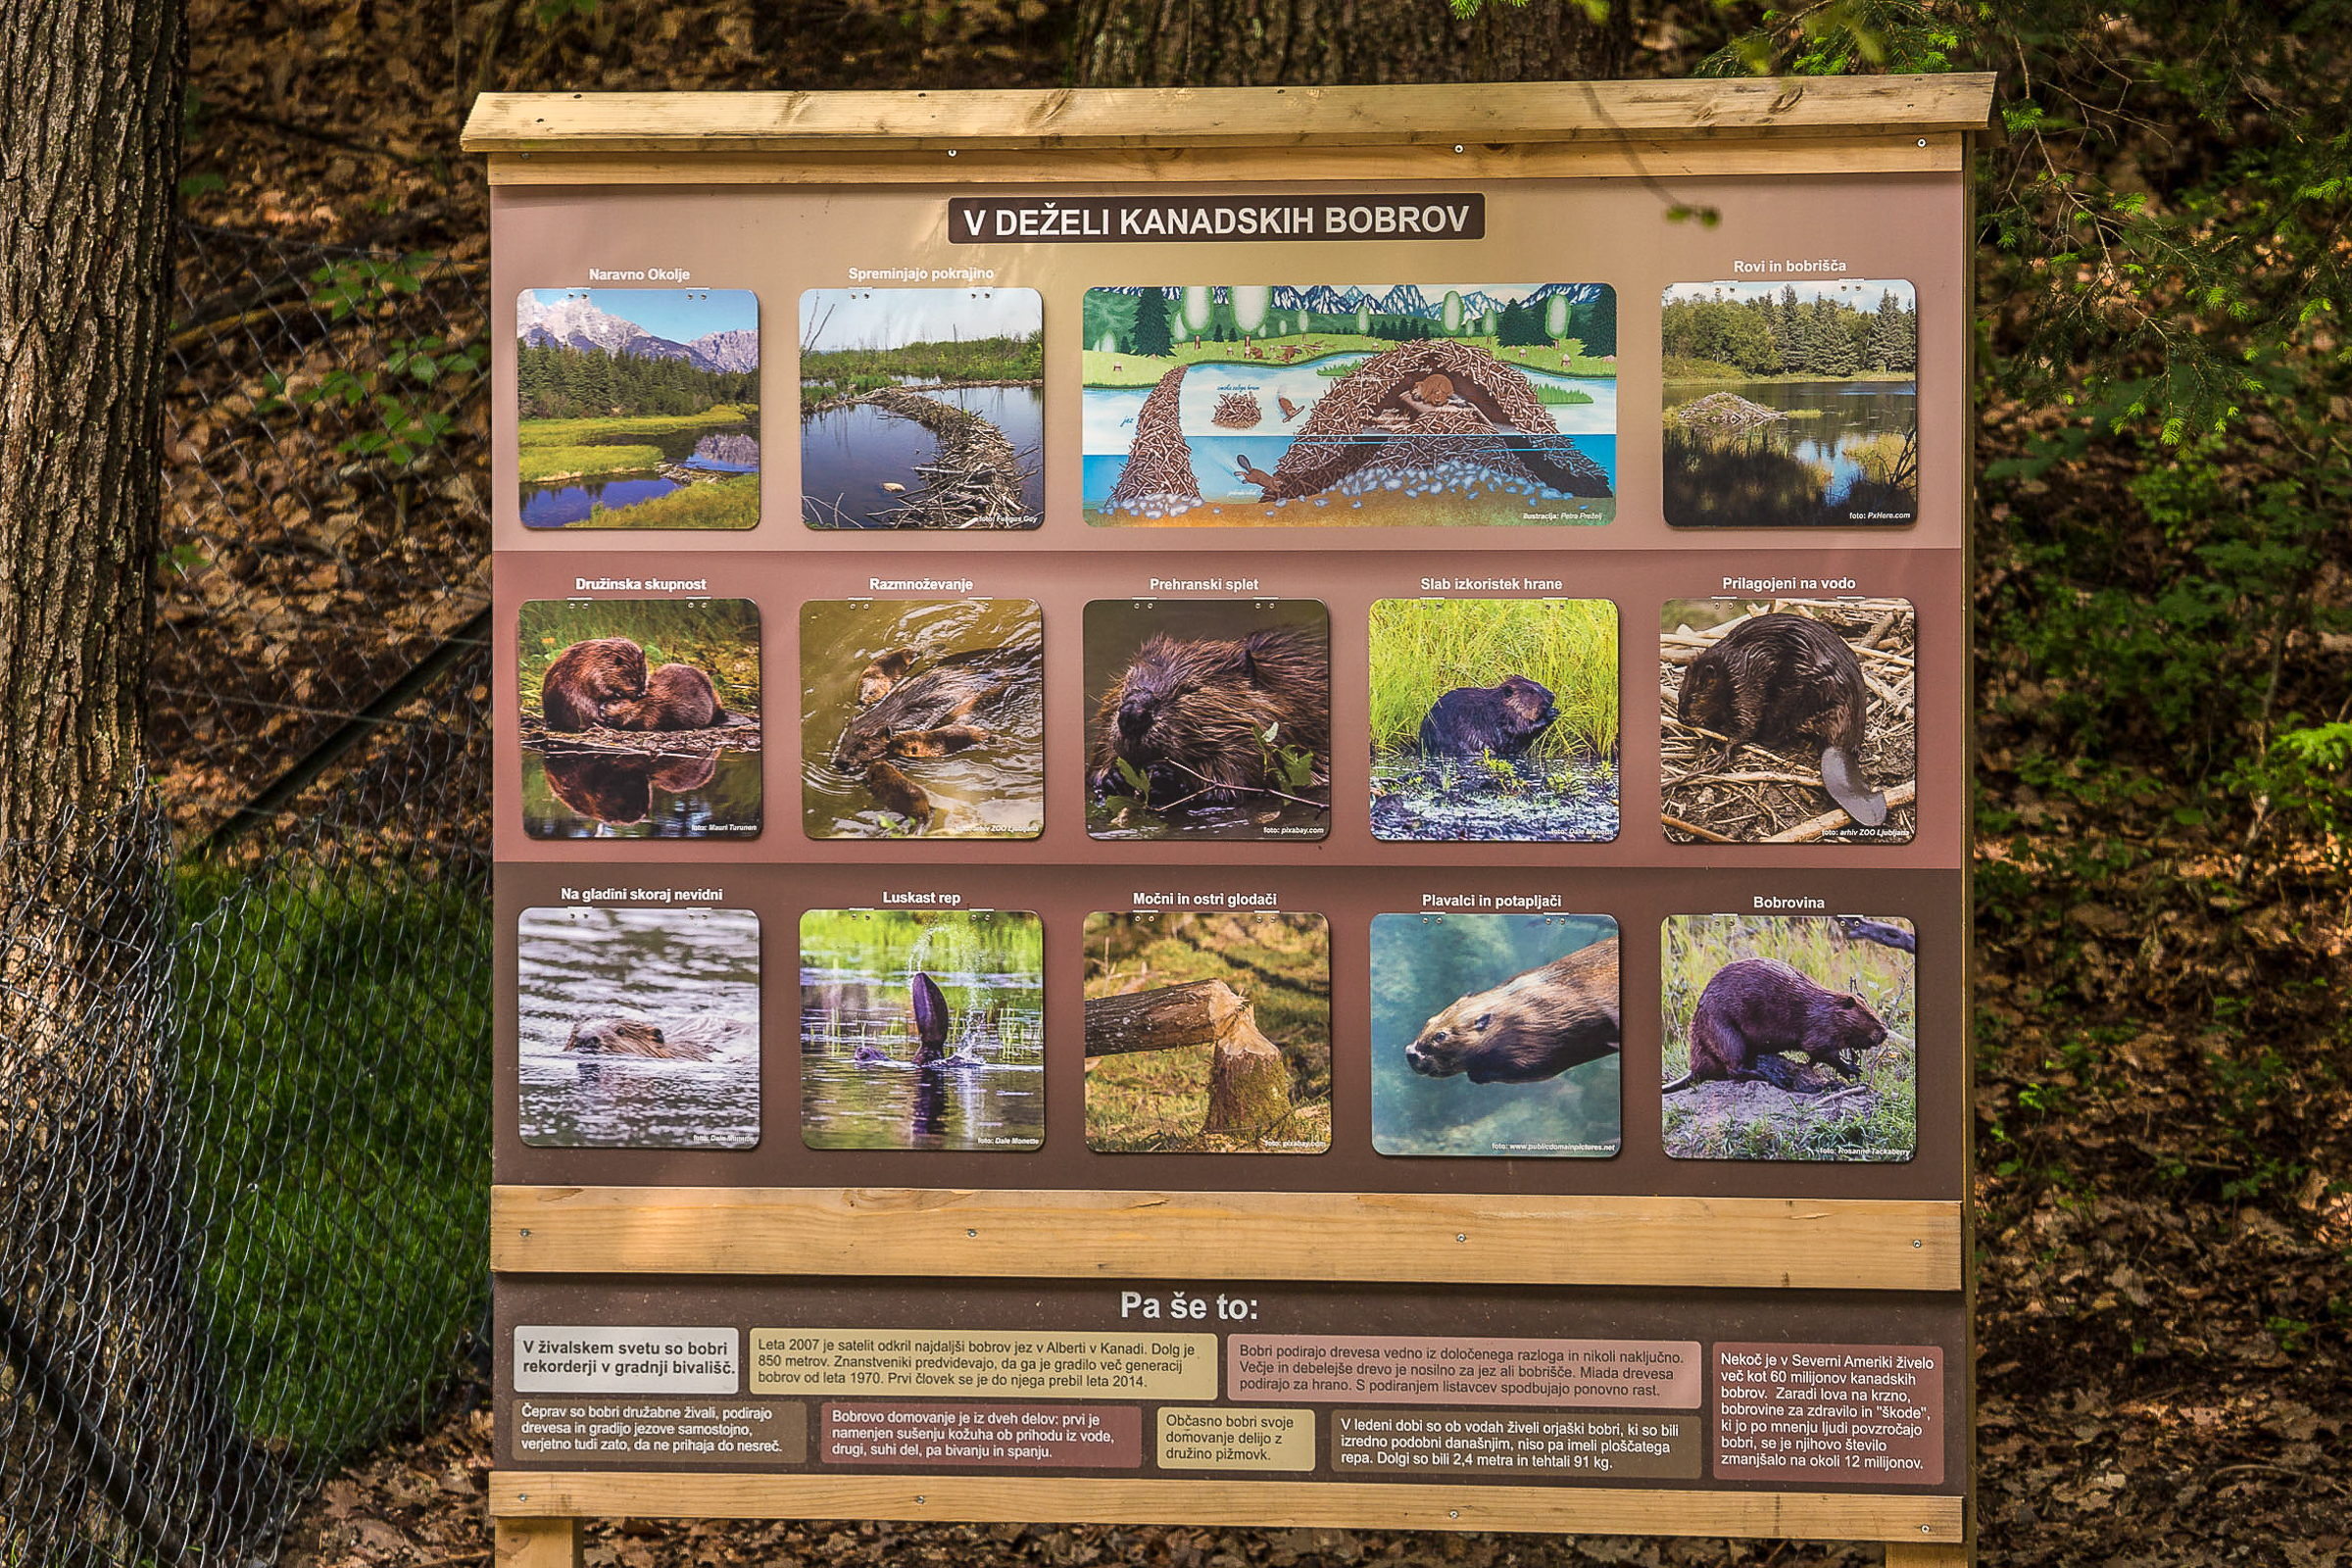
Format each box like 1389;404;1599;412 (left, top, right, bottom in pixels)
799;287;1043;530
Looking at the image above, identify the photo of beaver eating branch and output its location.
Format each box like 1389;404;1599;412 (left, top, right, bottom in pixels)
1083;599;1331;842
801;598;1043;839
1659;913;1916;1162
1660;596;1917;844
517;598;761;839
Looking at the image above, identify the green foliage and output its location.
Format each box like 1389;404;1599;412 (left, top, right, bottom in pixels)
1659;287;1912;378
261;335;485;467
516;597;762;713
516;341;756;421
1368;597;1619;760
798;332;1041;410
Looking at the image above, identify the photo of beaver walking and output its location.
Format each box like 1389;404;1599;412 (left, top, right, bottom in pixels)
1661;957;1886;1094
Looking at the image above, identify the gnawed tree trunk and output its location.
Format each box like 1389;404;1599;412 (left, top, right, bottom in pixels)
1085;980;1294;1136
1072;0;1635;87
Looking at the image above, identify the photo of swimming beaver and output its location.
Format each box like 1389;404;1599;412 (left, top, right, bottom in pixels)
540;636;649;731
1661;599;1915;844
1418;674;1558;758
1403;935;1620;1085
563;1014;755;1061
1085;608;1331;840
1662;956;1887;1095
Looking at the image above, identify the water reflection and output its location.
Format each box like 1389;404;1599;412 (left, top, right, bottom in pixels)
521;750;761;839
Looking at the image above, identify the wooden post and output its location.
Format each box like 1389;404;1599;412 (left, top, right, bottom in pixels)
1084;981;1293;1137
495;1516;583;1568
1885;1542;1972;1567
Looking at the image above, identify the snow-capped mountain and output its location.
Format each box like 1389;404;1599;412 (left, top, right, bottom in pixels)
1272;284;1377;317
1372;284;1433;318
687;328;760;373
515;293;759;373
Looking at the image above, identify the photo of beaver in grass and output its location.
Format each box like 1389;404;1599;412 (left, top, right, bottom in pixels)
1370;913;1620;1157
1369;598;1619;842
1084;599;1331;842
1660;597;1916;844
1659;913;1916;1161
801;598;1042;839
515;906;760;1150
518;599;761;839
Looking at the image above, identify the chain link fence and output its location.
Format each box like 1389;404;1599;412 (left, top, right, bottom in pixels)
1;223;493;1563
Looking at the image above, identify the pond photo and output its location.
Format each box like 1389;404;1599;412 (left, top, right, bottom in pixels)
799;287;1043;529
1369;913;1620;1158
1081;284;1616;525
1660;279;1918;528
800;909;1044;1152
515;287;760;529
801;598;1043;840
1660;914;1917;1162
516;906;760;1150
1368;598;1620;842
517;598;761;839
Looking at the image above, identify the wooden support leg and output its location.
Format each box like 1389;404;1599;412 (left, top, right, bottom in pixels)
495;1517;583;1568
1884;1543;1972;1567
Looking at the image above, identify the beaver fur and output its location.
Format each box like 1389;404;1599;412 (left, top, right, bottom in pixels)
834;648;1033;770
858;647;918;706
1087;625;1330;806
601;662;721;730
563;1017;717;1061
1661;957;1888;1095
1417;674;1558;758
541;638;649;731
1402;936;1619;1085
888;723;989;760
1677;613;1886;826
863;760;933;826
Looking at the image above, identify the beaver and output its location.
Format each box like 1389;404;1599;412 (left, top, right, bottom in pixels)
1402;936;1619;1085
1676;613;1887;826
1087;624;1330;807
538;752;715;827
563;1017;717;1061
834;649;1032;770
1417;674;1558;758
863;760;933;827
1661;957;1889;1095
857;647;919;706
887;723;989;760
541;638;648;731
601;662;721;730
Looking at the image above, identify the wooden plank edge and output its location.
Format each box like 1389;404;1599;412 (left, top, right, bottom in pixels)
486;1473;1965;1542
491;1186;1963;1292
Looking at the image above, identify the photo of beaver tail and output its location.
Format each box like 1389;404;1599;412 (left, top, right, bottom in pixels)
1089;624;1330;806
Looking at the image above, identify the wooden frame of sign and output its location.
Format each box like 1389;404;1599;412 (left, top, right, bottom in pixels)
467;74;1992;1568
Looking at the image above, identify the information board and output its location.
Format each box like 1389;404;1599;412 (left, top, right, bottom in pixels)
468;77;1991;1562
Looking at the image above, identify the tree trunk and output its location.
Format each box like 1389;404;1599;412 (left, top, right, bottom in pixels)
1072;0;1636;87
1084;980;1295;1137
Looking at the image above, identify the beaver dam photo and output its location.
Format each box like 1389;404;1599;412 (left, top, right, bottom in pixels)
1659;279;1917;528
1660;914;1916;1162
1081;283;1615;526
799;287;1043;529
1660;597;1917;844
515;287;760;529
1082;911;1330;1154
801;598;1043;839
1369;598;1619;841
1370;914;1620;1158
515;906;760;1150
800;909;1043;1152
1084;598;1331;842
517;598;761;839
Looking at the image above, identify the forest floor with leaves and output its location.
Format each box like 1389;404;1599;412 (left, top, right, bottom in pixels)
178;5;2352;1564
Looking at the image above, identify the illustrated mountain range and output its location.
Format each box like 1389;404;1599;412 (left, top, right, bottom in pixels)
516;292;760;373
1093;282;1604;321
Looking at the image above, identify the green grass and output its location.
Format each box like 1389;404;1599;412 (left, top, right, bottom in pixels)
518;443;662;482
1368;598;1619;759
1534;385;1595;406
1082;333;1616;388
515;406;755;448
179;866;488;1458
579;471;759;530
517;597;761;714
1659;357;1916;385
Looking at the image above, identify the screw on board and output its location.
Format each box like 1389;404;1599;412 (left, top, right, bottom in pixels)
1456;1233;1467;1242
916;1495;927;1504
1453;144;1465;154
967;1229;977;1237
1449;1510;1460;1519
520;1229;531;1237
1913;1238;1923;1248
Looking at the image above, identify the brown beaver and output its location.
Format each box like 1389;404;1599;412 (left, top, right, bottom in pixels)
863;760;933;827
563;1017;716;1060
1676;613;1886;826
1662;957;1889;1095
1403;936;1619;1085
1088;625;1330;806
1417;675;1558;758
858;647;919;706
887;723;989;760
541;638;648;731
601;662;721;730
538;752;717;826
834;649;1033;770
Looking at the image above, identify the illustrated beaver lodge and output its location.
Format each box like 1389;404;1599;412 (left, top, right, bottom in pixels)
1659;599;1916;845
808;384;1035;529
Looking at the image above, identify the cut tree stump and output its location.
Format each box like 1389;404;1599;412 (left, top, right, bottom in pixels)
1083;980;1292;1138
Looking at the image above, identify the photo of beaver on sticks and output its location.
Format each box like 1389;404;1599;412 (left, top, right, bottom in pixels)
801;598;1043;839
518;599;761;839
1660;913;1916;1162
1370;914;1621;1157
1084;599;1331;842
1660;597;1917;844
1369;598;1620;842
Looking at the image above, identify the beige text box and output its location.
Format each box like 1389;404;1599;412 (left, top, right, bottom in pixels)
751;1328;1216;1400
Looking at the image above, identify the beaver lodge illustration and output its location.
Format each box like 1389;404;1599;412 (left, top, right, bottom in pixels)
805;384;1036;530
1210;390;1262;428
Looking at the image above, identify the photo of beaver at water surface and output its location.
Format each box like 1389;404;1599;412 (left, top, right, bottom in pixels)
1082;911;1330;1154
800;909;1044;1152
1660;914;1916;1162
516;906;760;1150
1081;283;1615;526
1660;597;1917;844
1369;598;1619;842
1660;279;1917;528
801;598;1043;839
799;288;1043;529
515;288;760;529
1084;599;1331;842
517;598;760;839
1369;913;1620;1158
